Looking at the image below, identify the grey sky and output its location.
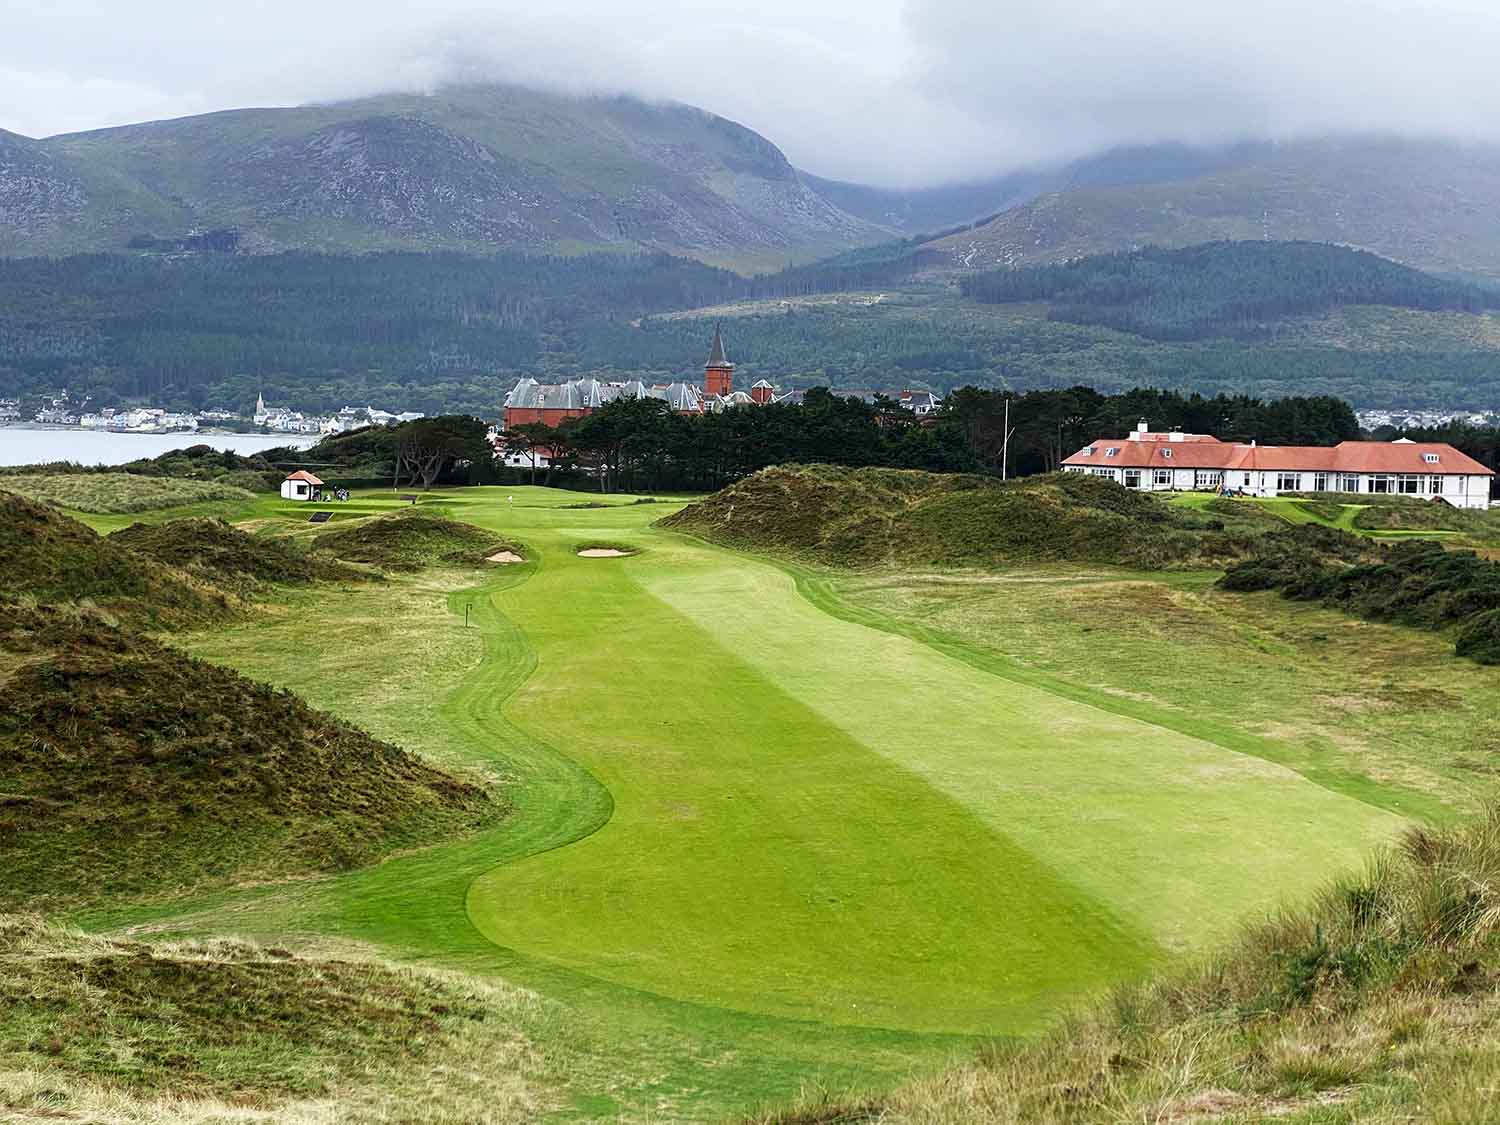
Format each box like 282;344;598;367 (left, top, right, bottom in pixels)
3;0;1497;186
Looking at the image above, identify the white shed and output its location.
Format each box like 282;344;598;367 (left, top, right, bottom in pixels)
280;470;324;501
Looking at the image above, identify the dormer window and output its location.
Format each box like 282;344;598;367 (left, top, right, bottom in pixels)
1161;448;1172;459
1081;446;1095;456
1423;453;1440;463
1105;447;1119;457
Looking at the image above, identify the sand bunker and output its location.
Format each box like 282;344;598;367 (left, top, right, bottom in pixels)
487;551;524;564
578;548;632;558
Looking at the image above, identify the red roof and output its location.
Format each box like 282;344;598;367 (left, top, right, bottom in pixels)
1062;435;1493;476
284;470;324;485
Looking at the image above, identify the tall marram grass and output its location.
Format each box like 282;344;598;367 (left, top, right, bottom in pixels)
761;809;1500;1124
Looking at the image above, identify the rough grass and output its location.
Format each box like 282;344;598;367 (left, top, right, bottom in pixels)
313;510;513;572
1221;534;1500;664
0;490;234;630
661;465;1276;570
761;808;1500;1124
0;915;553;1123
114;517;368;591
0;472;257;513
0;603;499;912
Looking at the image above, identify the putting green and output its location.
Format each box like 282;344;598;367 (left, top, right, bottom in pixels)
454;490;1403;1035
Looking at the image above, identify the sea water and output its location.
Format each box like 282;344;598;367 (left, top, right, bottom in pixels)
0;427;315;468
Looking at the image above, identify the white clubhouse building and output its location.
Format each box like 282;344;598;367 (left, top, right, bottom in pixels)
1063;421;1494;510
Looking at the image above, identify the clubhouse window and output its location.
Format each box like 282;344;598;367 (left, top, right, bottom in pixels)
1123;469;1143;488
1153;468;1173;486
1313;472;1330;491
1370;475;1393;493
1088;467;1116;477
1399;474;1421;494
1195;470;1222;489
1338;474;1360;492
1276;472;1300;492
1105;447;1120;457
1430;475;1446;492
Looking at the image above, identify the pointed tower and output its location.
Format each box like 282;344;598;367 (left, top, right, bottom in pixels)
704;323;734;397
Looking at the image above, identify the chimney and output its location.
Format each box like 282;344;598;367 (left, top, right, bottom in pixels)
1130;418;1148;441
1169;430;1184;442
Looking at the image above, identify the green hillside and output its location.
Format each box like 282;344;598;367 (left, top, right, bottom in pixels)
2;85;881;268
926;137;1500;280
661;464;1276;568
961;241;1499;340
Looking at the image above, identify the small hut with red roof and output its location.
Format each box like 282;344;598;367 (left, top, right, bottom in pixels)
280;470;324;501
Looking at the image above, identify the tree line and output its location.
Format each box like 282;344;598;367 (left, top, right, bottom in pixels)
496;386;1360;493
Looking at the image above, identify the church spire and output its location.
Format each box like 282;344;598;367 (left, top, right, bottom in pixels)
704;322;734;397
707;322;730;368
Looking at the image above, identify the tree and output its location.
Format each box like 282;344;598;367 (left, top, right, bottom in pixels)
391;416;491;490
500;421;559;485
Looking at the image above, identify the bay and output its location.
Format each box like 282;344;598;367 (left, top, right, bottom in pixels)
0;426;315;468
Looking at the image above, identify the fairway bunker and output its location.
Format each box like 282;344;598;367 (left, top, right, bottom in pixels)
578;548;633;558
488;551;524;564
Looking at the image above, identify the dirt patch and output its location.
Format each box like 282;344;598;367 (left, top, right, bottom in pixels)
578;548;632;558
487;551;524;564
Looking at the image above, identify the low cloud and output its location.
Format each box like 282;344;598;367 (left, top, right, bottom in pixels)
3;0;1499;186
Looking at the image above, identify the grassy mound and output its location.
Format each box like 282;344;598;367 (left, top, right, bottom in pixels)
660;465;1273;569
0;472;257;513
314;510;512;571
0;915;549;1122
767;809;1500;1125
0;604;497;911
1220;536;1500;664
1350;495;1500;535
114;517;365;589
0;491;231;629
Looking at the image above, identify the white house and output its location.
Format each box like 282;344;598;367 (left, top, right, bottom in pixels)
279;470;324;501
1062;420;1495;510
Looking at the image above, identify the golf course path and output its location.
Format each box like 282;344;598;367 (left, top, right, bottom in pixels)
464;507;1404;1036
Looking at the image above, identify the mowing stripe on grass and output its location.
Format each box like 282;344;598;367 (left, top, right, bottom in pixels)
639;538;1405;955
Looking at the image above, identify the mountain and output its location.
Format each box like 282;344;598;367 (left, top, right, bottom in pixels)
801;142;1266;237
925;137;1500;280
0;85;883;269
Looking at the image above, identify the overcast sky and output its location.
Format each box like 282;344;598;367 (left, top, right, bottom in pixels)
3;0;1498;186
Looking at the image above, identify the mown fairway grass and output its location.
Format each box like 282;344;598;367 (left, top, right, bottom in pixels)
66;486;1440;1119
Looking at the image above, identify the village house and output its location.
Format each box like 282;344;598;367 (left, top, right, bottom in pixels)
1063;420;1495;510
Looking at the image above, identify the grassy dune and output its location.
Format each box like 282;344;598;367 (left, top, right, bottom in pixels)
0;472;257;513
0;603;498;913
0;915;555;1124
